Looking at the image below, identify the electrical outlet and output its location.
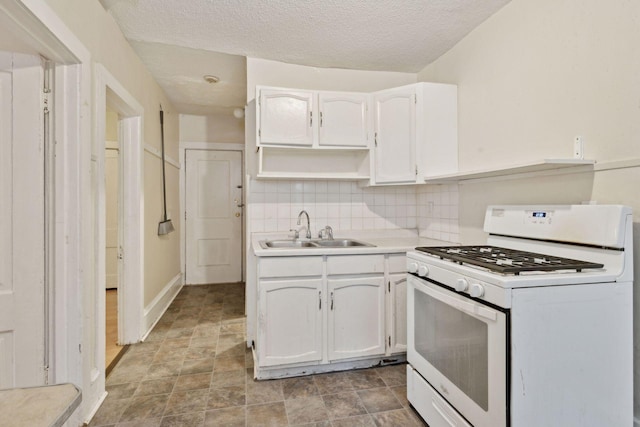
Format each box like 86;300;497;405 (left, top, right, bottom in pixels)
574;136;584;159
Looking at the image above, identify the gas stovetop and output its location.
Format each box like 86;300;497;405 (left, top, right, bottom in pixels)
415;245;604;275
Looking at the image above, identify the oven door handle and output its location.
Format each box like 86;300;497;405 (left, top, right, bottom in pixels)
414;277;498;322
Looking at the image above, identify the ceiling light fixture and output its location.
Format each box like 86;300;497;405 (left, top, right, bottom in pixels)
203;75;220;84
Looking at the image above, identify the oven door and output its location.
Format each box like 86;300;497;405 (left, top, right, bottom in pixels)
407;274;508;427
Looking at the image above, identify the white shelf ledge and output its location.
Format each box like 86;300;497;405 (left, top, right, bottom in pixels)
424;159;596;183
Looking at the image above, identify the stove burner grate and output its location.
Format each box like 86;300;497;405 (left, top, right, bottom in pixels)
415;245;604;275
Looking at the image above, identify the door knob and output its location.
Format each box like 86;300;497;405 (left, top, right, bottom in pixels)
235;212;241;217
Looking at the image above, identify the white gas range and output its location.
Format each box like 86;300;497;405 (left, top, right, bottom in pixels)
406;205;633;427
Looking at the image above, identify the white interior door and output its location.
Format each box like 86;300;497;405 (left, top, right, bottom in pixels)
0;52;46;388
186;150;242;284
105;147;119;289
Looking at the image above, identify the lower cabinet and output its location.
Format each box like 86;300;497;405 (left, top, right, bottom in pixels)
327;276;385;361
388;273;408;354
257;278;323;367
255;253;407;374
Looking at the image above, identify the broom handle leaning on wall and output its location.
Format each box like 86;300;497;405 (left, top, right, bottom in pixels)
160;106;168;222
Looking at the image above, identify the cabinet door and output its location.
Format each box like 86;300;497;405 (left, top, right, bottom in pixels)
259;89;314;146
327;276;385;361
318;92;368;147
373;86;417;183
258;278;323;367
388;273;407;354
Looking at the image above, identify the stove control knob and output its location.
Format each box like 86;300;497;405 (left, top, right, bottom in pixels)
408;262;418;273
418;265;429;277
454;278;468;292
469;283;485;298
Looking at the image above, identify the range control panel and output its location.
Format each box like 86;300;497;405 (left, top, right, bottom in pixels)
525;210;554;225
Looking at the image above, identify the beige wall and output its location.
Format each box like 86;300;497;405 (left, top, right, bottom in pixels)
419;0;640;170
44;0;181;313
180;113;244;144
418;0;640;418
105;109;118;142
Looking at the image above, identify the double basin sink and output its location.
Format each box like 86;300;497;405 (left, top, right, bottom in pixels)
259;238;375;249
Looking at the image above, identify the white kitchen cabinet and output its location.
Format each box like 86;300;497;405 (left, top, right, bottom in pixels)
258;88;314;147
388;273;407;354
318;92;368;148
256;87;369;149
370;82;458;185
257;278;323;367
372;85;417;184
251;87;371;179
327;276;386;361
386;253;408;354
253;252;405;378
249;83;456;182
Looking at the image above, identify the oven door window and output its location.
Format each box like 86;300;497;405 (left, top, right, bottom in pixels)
415;289;489;410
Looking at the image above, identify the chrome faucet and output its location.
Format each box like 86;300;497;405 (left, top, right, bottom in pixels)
297;210;312;239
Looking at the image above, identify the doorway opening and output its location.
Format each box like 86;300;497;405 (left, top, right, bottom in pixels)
94;65;144;390
104;107;125;373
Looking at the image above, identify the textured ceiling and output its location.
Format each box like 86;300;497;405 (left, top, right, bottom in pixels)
101;0;511;114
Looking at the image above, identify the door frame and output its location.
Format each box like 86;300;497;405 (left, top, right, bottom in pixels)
179;142;245;283
1;0;92;423
94;64;144;349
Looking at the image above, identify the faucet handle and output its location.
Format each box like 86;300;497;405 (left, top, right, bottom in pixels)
289;229;299;240
318;225;334;240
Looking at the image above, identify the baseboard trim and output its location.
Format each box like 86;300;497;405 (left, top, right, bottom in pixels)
83;390;107;426
141;273;183;339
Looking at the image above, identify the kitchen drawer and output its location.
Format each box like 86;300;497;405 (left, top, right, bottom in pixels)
407;366;472;427
327;255;385;275
259;256;323;278
387;254;407;274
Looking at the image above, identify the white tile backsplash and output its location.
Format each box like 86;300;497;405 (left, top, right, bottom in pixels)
417;183;460;243
249;179;459;243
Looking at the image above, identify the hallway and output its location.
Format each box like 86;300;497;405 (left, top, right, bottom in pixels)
89;283;425;426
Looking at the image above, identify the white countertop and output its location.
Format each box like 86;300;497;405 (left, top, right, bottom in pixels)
0;383;81;427
252;229;453;257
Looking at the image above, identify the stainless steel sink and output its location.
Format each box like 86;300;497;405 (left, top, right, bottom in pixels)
259;238;374;249
260;240;318;249
312;239;373;247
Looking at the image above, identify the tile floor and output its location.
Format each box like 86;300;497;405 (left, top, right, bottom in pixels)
90;283;427;427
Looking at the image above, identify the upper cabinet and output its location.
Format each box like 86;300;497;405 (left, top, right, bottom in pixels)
370;82;458;186
318;92;368;148
257;87;369;149
372;86;417;184
247;83;458;183
259;89;315;147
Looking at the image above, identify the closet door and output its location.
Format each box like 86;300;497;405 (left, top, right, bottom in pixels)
0;52;46;388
